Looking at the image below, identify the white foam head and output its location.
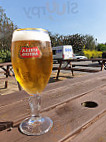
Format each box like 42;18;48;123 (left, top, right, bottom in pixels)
12;28;50;42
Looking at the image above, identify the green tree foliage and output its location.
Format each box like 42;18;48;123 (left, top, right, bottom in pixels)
84;35;96;50
49;33;97;55
0;6;17;51
96;43;106;51
67;34;85;55
0;6;17;62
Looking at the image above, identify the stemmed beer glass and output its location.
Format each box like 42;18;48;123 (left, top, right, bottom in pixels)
11;28;53;135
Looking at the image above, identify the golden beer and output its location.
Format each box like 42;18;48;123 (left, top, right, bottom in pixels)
12;40;52;94
11;29;53;94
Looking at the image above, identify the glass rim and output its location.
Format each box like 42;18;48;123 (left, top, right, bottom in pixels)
15;28;48;32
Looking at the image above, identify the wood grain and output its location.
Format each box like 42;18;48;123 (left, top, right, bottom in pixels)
0;71;106;142
65;113;106;142
0;72;106;123
0;71;105;107
0;84;106;142
54;67;100;72
72;64;102;67
0;62;12;67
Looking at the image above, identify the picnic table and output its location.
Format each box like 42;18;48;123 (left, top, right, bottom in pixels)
0;71;106;142
53;58;106;80
0;62;13;88
0;62;21;90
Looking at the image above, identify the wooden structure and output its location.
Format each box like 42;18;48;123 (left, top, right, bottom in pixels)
0;62;21;90
53;58;106;80
0;71;106;142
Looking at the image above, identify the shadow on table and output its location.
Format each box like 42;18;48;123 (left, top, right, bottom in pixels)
0;121;13;131
0;87;6;90
49;76;74;83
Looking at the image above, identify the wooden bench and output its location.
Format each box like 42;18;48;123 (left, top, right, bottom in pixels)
0;62;21;90
0;71;106;142
53;58;106;80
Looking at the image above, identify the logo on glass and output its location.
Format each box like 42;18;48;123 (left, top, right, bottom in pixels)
20;47;42;58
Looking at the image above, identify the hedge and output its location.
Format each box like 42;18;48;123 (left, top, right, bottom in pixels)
83;50;102;59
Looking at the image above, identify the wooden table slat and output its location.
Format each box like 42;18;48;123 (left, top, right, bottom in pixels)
0;71;106;142
0;71;105;107
0;85;106;142
67;113;106;142
0;72;106;123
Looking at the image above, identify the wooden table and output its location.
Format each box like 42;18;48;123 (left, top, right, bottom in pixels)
53;58;106;80
0;62;13;88
0;62;21;90
0;71;106;142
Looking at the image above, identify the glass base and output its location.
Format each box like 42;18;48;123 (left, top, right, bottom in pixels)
19;116;53;136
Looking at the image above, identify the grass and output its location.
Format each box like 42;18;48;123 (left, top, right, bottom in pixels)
0;59;3;63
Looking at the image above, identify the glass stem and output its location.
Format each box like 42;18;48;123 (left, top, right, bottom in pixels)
29;94;41;118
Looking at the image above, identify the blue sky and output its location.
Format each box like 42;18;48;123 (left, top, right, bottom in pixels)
0;0;106;43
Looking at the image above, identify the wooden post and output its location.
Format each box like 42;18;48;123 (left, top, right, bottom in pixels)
70;61;74;76
5;65;9;88
101;60;105;71
17;81;22;91
56;60;62;80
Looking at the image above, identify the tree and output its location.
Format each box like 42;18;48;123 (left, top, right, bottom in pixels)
66;34;85;55
84;35;96;50
96;43;106;51
49;33;86;55
0;6;17;52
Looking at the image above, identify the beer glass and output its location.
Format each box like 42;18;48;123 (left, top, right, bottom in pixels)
11;28;53;135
